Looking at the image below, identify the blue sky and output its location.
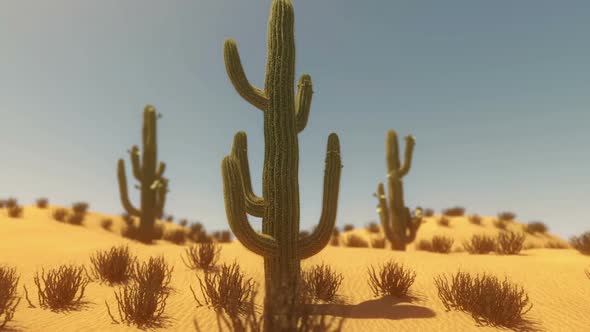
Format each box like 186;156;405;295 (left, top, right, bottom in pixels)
1;0;588;239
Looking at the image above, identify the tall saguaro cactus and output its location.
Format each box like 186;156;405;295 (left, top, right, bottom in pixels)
117;105;169;243
375;130;422;251
221;0;342;330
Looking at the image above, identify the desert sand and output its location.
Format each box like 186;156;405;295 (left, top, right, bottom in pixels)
1;206;589;332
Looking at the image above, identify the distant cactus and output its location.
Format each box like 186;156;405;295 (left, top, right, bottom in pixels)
374;130;422;251
220;0;342;329
117;105;169;243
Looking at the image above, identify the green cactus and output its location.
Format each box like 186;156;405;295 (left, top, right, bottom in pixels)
221;0;342;329
375;130;422;251
117;105;169;243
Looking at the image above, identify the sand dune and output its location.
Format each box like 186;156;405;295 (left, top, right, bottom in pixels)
1;206;589;331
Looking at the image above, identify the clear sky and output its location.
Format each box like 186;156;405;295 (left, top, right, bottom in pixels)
1;0;588;239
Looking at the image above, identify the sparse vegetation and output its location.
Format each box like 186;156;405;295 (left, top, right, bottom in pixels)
496;231;525;255
0;265;20;329
431;236;454;254
301;263;343;303
218;230;232;243
166;215;175;223
497;211;516;222
28;264;90;311
438;216;450;227
181;242;221;271
463;234;497;254
178;218;188;227
368;260;416;298
525;221;548;235
434;271;533;329
570;231;590;255
162;228;187;245
424;208;434;217
67;212;85;225
371;237;387;249
343;224;355;232
468;214;482;225
415;239;433;252
71;202;89;215
100;218;113;231
544;240;569;249
366;222;380;234
36;198;49;209
442;206;465;217
7;205;23;218
345;234;369;248
5;198;17;209
89;246;137;285
493;219;507;230
52;208;68;222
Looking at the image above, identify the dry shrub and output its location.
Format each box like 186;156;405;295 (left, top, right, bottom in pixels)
188;222;210;243
0;265;20;329
121;213;135;225
5;198;17;209
330;235;340;247
67;212;85;225
424;208;435;217
438;216;450;227
368;260;416;298
71;202;89;214
178;218;188;227
192;262;256;318
219;230;232;243
371;237;386;249
332;227;340;237
431;236;454;254
366;222;380;234
106;256;173;328
463;234;496;254
165;216;175;223
89;246;137;285
442;206;465;217
36;198;49;208
493;219;507;230
343;224;355;232
415;239;433;251
0;200;5;208
7;206;23;218
52;208;69;222
468;215;482;225
181;242;221;271
497;211;516;222
434;271;533;329
28;264;89;311
100;218;113;231
544;240;569;249
570;231;590;255
345;234;369;248
525;221;548;235
496;231;525;255
301;263;343;303
162;228;187;245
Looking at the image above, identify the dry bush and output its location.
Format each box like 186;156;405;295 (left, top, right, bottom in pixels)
301;263;343;303
100;218;113;231
366;222;380;234
437;216;450;227
162;228;187;245
67;212;85;225
192;262;257;318
106;257;173;328
497;211;516;222
0;199;5;208
332;227;340;237
7;205;23;218
371;237;386;249
342;224;355;232
5;198;17;209
525;221;548;235
424;208;434;217
345;234;369;248
570;231;590;255
28;264;89;311
71;202;89;214
0;265;20;329
52;208;69;222
188;222;211;243
463;234;496;254
368;260;416;298
496;231;525;255
178;218;188;227
121;213;134;225
165;216;175;223
218;230;232;243
36;198;49;208
434;271;533;329
330;234;340;247
468;214;482;225
442;206;465;217
89;246;137;285
431;236;454;254
181;242;221;271
493;219;507;230
544;240;569;249
415;239;433;251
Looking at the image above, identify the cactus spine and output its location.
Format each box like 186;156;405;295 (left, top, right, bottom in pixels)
375;130;422;251
221;0;342;329
117;105;169;243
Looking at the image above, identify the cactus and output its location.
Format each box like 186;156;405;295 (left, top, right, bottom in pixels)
220;0;342;329
374;130;422;251
117;105;169;243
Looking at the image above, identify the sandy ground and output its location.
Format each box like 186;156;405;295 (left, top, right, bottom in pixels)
1;206;589;332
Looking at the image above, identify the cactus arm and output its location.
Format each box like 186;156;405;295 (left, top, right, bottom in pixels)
398;135;415;177
405;207;422;242
231;132;267;217
295;74;312;133
129;145;142;182
117;159;141;217
222;156;278;257
376;183;396;244
224;39;268;111
298;133;342;259
156;161;166;178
